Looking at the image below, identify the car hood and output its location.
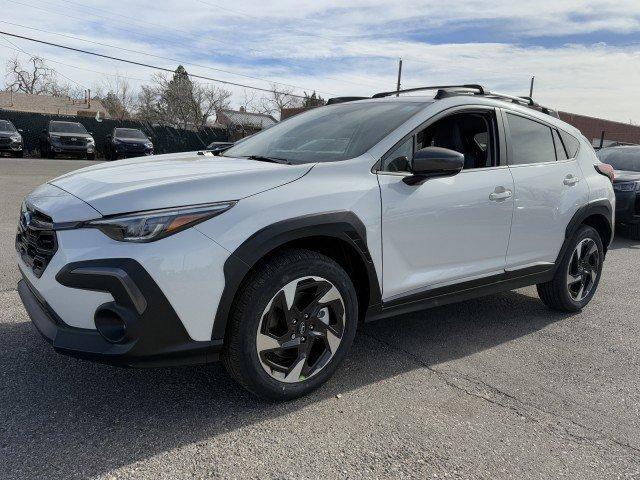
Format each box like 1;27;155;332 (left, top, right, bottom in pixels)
49;152;313;215
51;133;91;138
613;170;640;183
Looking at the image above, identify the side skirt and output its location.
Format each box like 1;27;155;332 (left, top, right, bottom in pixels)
365;266;554;322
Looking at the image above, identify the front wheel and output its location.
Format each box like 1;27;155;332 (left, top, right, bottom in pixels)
537;225;604;312
223;248;358;400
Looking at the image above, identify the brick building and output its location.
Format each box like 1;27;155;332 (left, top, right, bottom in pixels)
558;111;640;147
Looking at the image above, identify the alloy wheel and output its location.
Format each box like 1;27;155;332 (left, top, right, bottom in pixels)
566;238;600;302
256;276;345;383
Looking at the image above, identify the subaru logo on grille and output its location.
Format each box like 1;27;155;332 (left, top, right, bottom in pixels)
21;211;31;229
70;137;77;141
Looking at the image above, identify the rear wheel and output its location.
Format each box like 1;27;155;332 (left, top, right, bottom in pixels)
223;248;358;400
537;225;604;312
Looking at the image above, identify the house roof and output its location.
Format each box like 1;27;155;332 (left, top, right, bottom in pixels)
0;91;110;119
218;109;277;129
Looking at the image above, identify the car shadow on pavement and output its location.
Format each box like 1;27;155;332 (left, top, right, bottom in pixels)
0;289;571;479
608;233;640;251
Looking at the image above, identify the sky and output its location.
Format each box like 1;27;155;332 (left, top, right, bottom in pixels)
0;0;639;123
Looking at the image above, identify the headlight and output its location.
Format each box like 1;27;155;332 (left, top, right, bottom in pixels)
10;134;21;142
87;137;95;145
50;135;60;141
144;141;153;148
613;181;639;192
85;201;236;242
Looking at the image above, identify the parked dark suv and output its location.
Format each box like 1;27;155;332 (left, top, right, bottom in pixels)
0;119;24;157
104;127;154;160
597;145;640;239
39;121;96;160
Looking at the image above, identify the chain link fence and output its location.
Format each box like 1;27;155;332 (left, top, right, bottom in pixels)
0;109;229;158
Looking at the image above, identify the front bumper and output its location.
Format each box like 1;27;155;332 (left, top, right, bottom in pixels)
18;260;223;367
51;142;94;155
0;141;23;152
614;191;640;224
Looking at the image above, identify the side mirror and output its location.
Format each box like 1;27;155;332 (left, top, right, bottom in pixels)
18;128;24;133
42;128;47;134
403;147;464;185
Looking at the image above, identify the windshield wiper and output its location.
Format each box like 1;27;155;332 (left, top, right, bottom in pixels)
245;155;291;165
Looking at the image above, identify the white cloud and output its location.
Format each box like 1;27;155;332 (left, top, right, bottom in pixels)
0;0;639;122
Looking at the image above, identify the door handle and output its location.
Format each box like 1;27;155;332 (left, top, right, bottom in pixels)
563;175;580;186
489;187;513;202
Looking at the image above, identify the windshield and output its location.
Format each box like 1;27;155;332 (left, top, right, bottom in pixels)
115;128;147;140
50;122;87;134
0;120;16;133
597;147;640;171
223;102;424;163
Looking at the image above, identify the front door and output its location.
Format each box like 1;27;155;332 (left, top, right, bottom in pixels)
377;108;515;301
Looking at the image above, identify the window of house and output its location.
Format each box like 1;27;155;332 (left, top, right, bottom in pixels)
506;113;556;165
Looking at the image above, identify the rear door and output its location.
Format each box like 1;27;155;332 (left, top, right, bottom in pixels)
503;111;589;271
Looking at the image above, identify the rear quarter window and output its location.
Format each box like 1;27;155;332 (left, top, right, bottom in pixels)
559;130;580;158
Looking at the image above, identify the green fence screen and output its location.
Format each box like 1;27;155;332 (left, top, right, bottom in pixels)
0;109;229;157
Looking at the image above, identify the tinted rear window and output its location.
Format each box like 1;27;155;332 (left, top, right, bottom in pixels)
597;147;640;171
50;122;87;134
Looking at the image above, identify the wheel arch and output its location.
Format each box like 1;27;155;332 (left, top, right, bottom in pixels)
557;200;613;266
211;212;382;341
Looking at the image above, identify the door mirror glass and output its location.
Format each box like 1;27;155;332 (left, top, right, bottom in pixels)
404;147;464;185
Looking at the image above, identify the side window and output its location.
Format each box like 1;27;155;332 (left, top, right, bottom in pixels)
415;111;497;169
506;113;556;165
382;137;413;172
552;129;568;160
559;130;580;158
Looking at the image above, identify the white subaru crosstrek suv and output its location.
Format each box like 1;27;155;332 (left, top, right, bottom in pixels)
16;85;615;400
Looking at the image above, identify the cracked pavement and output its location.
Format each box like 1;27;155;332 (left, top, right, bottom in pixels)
1;158;639;479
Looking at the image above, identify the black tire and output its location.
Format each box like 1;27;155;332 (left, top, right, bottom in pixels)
223;248;358;401
86;153;96;160
627;223;640;240
537;225;604;312
12;151;23;158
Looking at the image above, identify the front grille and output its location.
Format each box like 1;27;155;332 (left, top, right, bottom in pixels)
15;205;58;278
0;137;11;145
60;138;86;147
635;194;640;216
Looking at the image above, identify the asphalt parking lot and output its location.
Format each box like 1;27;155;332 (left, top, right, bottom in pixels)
1;158;639;479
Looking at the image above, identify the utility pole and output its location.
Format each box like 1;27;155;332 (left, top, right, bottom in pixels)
529;76;535;98
396;58;403;96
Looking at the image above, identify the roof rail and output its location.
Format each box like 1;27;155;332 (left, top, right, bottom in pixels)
326;96;368;105
372;84;486;98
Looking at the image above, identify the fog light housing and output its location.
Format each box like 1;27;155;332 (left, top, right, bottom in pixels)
94;304;129;343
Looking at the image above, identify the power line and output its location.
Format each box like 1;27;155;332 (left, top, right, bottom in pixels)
0;30;318;99
0;33;90;90
9;0;385;91
0;20;339;97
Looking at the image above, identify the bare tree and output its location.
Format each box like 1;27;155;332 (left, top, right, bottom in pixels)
96;75;137;120
193;83;232;127
257;84;303;118
4;55;59;95
135;66;232;128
